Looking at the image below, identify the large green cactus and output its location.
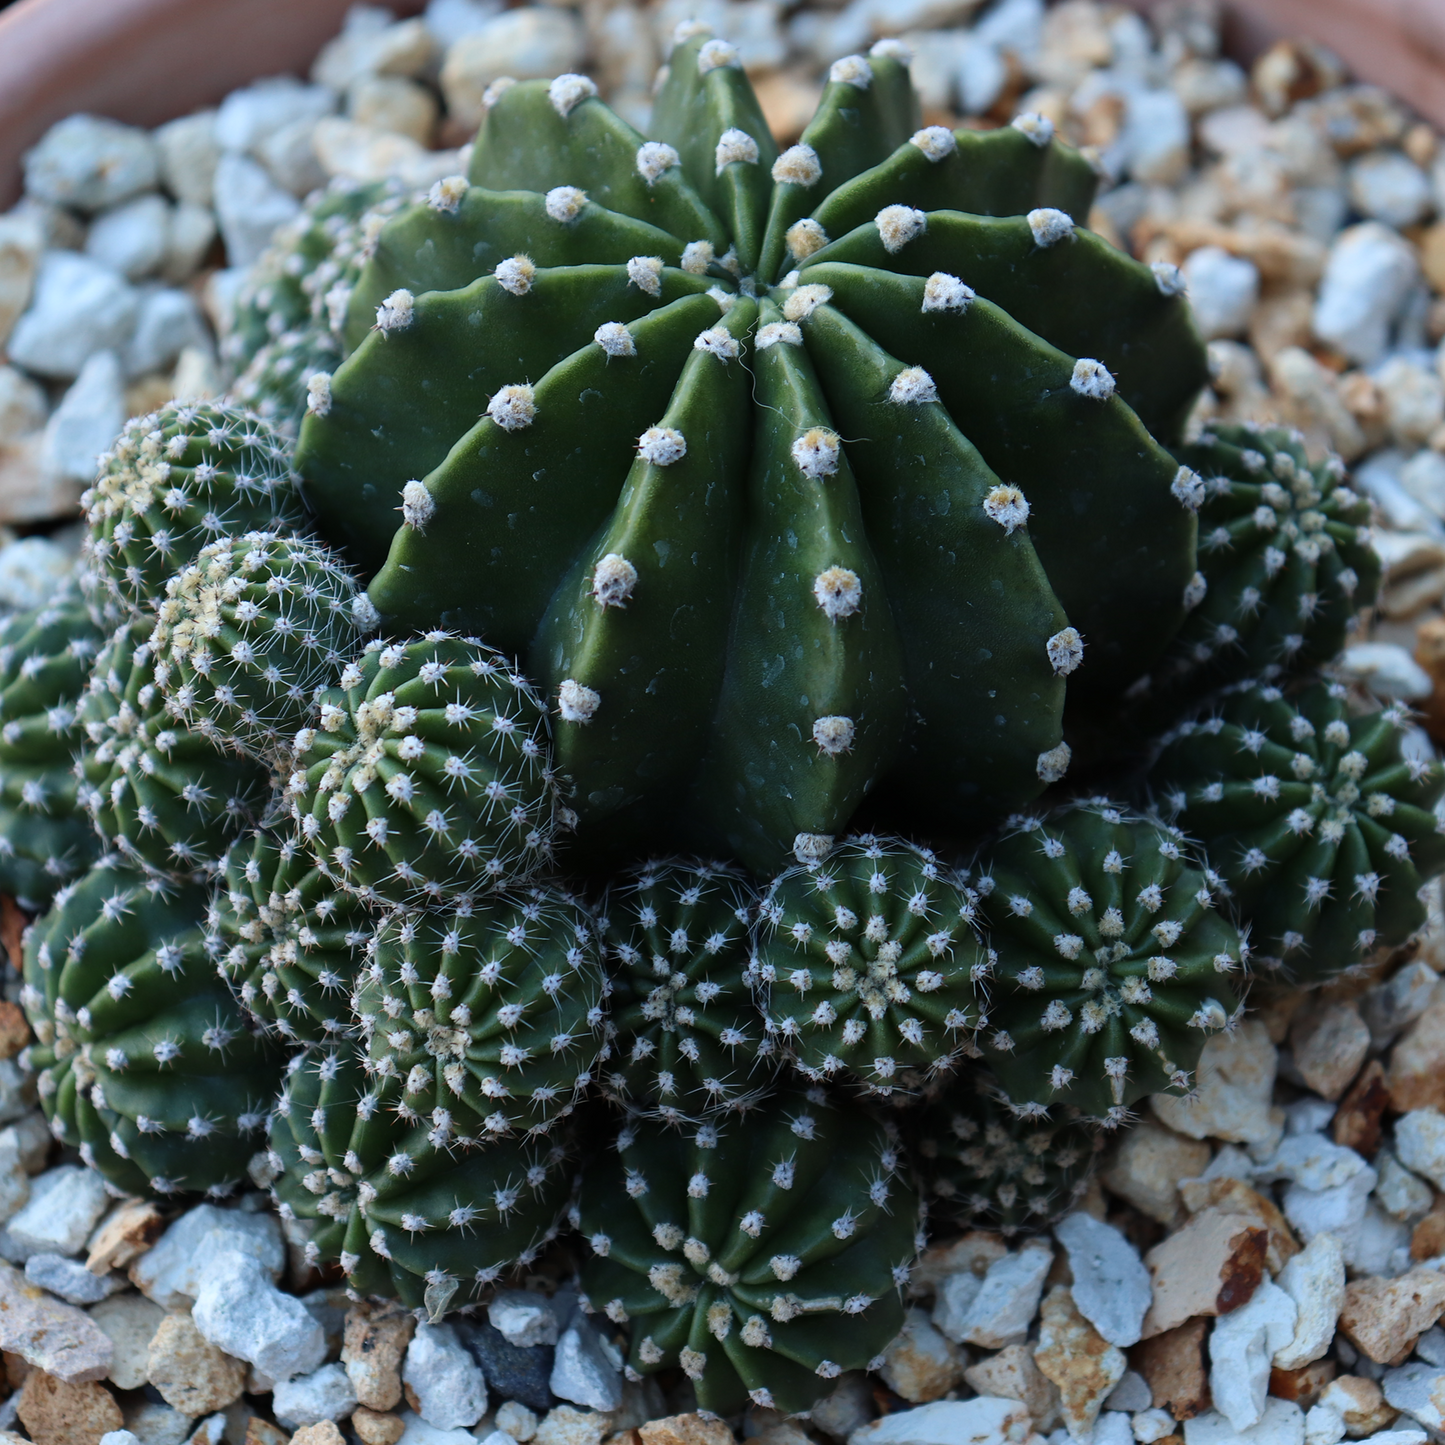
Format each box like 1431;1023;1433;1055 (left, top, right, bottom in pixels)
577;1086;919;1415
292;43;1208;870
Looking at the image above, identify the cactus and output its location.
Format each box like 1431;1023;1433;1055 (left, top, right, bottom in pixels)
576;1085;919;1415
972;802;1245;1124
232;328;344;442
81;404;308;623
352;886;609;1141
752;836;986;1097
268;1041;575;1311
20;861;282;1197
1151;680;1445;981
77;618;273;878
912;1072;1100;1235
150;530;377;756
286;632;559;905
0;589;104;909
208;828;371;1043
600;858;773;1123
291;43;1209;870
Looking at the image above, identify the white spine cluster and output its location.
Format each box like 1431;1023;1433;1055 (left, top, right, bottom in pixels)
487;384;537;431
876;205;926;253
401;480;435;530
1027;209;1074;247
829;55;873;87
544;187;587;223
375;289;414;333
772;145;823;188
785;218;829;260
558;679;600;723
494;255;536;296
627;256;664;297
715;129;760;174
1069;359;1115;401
922;273;974;313
697;38;740;72
910;126;956;161
637;427;687;466
791;428;841;479
1012;112;1055;147
548;74;598;118
594;322;636;358
636;142;680;185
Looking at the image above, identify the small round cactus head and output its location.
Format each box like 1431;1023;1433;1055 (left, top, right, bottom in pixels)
972;800;1245;1126
77;618;273;880
149;531;377;757
287;632;559;905
268;1042;575;1312
912;1071;1101;1236
232;327;344;443
601;858;775;1123
1151;679;1445;982
354;886;610;1142
577;1086;920;1416
0;587;104;909
208;828;371;1044
21;860;282;1198
752;835;987;1096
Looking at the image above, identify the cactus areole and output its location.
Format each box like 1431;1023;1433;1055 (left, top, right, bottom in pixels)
295;40;1210;872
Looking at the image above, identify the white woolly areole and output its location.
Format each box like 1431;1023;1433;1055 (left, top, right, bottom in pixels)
1012;112;1055;147
756;322;801;349
922;272;974;313
637;142;680;185
1183;571;1208;610
814;566;861;620
306;372;332;418
681;240;715;274
782;283;833;322
558;679;600;722
1047;628;1083;675
487;384;536;430
889;367;936;405
594;322;636;357
353;594;380;632
876;205;926;253
1151;261;1187;297
592;553;638;607
984;484;1029;533
694;326;739;361
545;186;587;222
494;255;536;295
792;428;840;479
482;77;516;111
794;833;834;862
813;716;855;755
1171;466;1205;511
638;426;687;466
697;38;740;73
708;286;736;312
375;289;414;332
674;19;712;47
401;479;434;530
1027;208;1073;247
869;38;911;62
1037;742;1071;783
549;74;597;118
829;55;872;87
786;218;828;260
628;256;664;296
910;126;956;162
1070;358;1115;401
715;129;759;174
427;175;469;213
772;145;822;188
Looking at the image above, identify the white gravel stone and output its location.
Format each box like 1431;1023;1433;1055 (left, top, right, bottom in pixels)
1395;1111;1445;1190
440;10;587;129
7;250;139;380
932;1270;984;1343
1104;1372;1152;1412
272;1361;358;1427
1134;1410;1176;1443
0;1132;29;1222
1305;1402;1345;1445
495;1403;538;1442
1182;246;1260;339
403;1322;488;1430
1400;450;1445;519
7;1164;111;1257
1356;1433;1427;1445
0;212;44;350
1382;1362;1445;1429
24;1252;123;1305
0;364;46;446
162;202;217;285
154;110;220;208
550;1304;623;1413
1274;1232;1346;1369
313;10;434;90
489;1290;560;1348
849;1396;1035;1445
1093;1414;1134;1445
1362;963;1439;1048
215;76;335;157
1338;643;1434;701
1264;1135;1371;1192
1054;1214;1150;1349
1349;151;1433;229
24;115;159;212
212;152;301;269
425;0;501;47
953;1241;1053;1349
85;194;171;281
42;350;125;483
1284;1163;1378;1246
1210;1278;1299;1430
131;1206;284;1309
1286;1101;1339;1138
1349;1202;1412;1276
192;1247;325;1383
1185;1397;1305;1445
102;1434;141;1445
1313;222;1420;367
1121;88;1191;185
126;287;208;377
256;117;328;198
1376;1152;1434;1221
395;1412;482;1445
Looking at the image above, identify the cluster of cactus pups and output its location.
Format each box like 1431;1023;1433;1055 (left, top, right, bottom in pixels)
2;35;1443;1417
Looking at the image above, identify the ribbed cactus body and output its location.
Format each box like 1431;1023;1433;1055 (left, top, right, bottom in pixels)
753;837;985;1095
0;590;104;908
354;888;609;1141
974;803;1245;1123
601;858;771;1122
209;829;370;1042
1152;680;1445;981
293;44;1208;870
269;1043;574;1310
577;1087;919;1415
21;862;281;1197
287;633;557;905
232;328;343;442
81;405;307;621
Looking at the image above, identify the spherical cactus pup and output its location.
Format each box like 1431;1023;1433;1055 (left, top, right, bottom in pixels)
577;1085;920;1415
208;828;371;1043
1151;679;1445;982
150;531;378;758
77;619;273;879
268;1043;575;1311
81;404;307;621
973;801;1245;1125
287;632;558;906
21;861;282;1198
232;328;343;442
752;836;987;1096
0;588;104;909
913;1072;1101;1236
601;858;774;1123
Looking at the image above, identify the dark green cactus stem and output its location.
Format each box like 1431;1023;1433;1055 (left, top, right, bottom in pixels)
973;802;1245;1125
752;836;986;1096
0;589;103;909
576;1086;919;1415
268;1042;574;1311
1151;680;1445;982
21;861;282;1198
601;858;773;1122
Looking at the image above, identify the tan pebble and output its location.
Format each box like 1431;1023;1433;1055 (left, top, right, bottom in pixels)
342;1301;414;1413
1388;998;1445;1112
146;1311;246;1414
351;1407;404;1445
87;1293;164;1391
1135;1317;1211;1421
1176;1177;1300;1275
16;1370;123;1445
1033;1285;1125;1441
245;1417;292;1445
1101;1117;1210;1228
1140;1208;1269;1338
1269;1358;1336;1408
1289;1000;1371;1101
291;1424;347;1445
1339;1268;1445;1364
1319;1375;1397;1435
964;1340;1060;1431
86;1200;167;1275
1334;1060;1391;1157
0;1002;30;1060
878;1308;963;1403
909;1231;1007;1296
637;1415;736;1445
